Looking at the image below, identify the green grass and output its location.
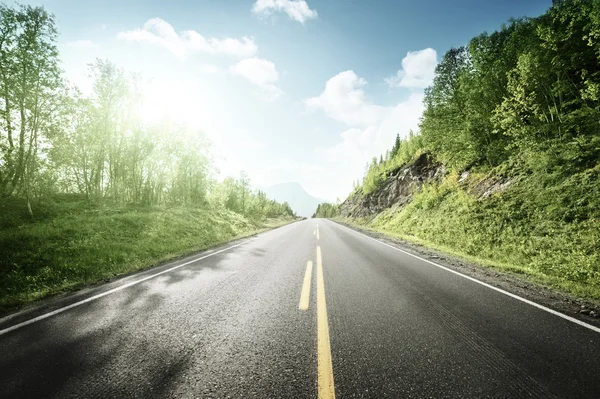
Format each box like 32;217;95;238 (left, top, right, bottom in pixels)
0;196;295;313
338;166;600;300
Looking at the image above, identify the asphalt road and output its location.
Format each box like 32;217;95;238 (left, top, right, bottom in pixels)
1;219;599;398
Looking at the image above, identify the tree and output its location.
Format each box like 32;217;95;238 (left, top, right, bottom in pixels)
314;202;339;218
391;133;401;157
238;171;250;215
0;4;60;215
0;3;296;222
420;46;475;169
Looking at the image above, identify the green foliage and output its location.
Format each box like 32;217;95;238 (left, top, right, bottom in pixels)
0;4;61;202
0;3;293;218
419;1;600;172
314;202;339;218
208;173;295;220
50;59;214;207
360;130;425;195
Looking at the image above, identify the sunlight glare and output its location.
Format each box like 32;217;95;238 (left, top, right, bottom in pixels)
135;80;201;126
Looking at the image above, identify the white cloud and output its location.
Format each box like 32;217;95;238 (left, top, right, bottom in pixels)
306;70;385;126
197;64;220;74
229;57;283;100
252;0;318;24
385;48;437;89
117;18;257;59
64;39;97;48
308;71;426;200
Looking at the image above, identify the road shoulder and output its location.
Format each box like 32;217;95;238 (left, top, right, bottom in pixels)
0;219;299;330
330;218;600;329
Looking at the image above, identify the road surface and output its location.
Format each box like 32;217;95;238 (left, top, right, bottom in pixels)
1;219;599;398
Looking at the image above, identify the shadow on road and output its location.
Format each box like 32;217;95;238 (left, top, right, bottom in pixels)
1;284;191;398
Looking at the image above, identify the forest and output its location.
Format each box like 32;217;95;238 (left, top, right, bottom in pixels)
347;0;600;194
318;0;600;299
0;4;294;311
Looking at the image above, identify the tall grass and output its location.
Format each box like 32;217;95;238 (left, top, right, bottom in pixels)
0;197;293;312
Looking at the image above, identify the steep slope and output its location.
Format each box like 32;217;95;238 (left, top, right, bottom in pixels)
341;153;446;218
259;182;326;218
339;154;600;301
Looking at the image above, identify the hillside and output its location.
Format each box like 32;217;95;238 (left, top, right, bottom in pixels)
259;182;326;217
319;0;600;301
0;196;296;313
335;154;600;300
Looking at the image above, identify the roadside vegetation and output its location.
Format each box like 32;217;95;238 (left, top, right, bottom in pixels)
346;167;600;299
0;4;295;312
313;202;340;218
0;196;294;312
332;0;600;300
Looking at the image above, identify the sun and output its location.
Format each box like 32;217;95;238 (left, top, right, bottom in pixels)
134;80;198;126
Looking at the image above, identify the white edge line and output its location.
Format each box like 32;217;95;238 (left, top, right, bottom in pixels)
332;221;600;334
0;241;249;336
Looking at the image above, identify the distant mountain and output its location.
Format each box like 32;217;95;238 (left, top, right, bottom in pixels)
258;182;327;218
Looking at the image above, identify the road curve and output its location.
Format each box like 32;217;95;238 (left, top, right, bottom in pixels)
0;219;598;398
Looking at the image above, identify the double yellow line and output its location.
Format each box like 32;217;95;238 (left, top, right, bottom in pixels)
298;241;336;399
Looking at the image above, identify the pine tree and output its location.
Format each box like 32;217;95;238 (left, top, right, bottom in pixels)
391;133;401;157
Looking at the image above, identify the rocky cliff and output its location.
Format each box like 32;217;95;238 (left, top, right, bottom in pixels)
340;153;446;219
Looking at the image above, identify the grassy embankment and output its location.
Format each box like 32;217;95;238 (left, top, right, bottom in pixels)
0;196;295;313
338;166;600;300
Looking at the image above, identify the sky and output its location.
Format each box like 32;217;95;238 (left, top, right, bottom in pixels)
19;0;551;201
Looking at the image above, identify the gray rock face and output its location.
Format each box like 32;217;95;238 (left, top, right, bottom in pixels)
340;153;446;219
471;176;514;199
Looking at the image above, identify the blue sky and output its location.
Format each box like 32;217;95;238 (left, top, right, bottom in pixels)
24;0;551;201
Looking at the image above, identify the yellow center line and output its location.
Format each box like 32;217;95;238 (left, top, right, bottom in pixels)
317;246;336;399
298;260;313;310
317;227;320;240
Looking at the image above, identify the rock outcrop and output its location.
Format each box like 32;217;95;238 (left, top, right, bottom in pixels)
340;153;446;219
470;175;514;199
